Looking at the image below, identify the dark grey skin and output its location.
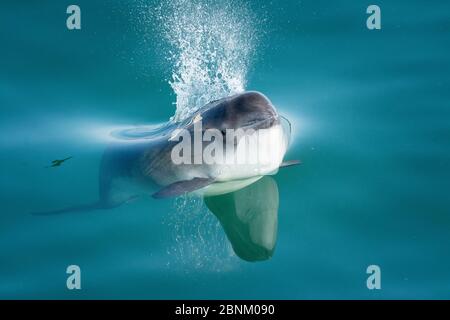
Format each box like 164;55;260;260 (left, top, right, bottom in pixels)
32;91;284;215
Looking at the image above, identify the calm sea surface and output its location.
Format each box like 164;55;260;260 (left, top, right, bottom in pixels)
1;0;450;299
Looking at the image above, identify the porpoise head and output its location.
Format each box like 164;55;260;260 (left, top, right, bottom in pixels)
145;91;297;196
197;91;280;133
173;91;291;181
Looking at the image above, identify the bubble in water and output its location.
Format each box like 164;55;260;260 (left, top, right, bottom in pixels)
163;195;239;273
135;0;261;270
152;0;259;121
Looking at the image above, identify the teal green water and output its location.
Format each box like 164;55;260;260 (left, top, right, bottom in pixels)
1;0;450;299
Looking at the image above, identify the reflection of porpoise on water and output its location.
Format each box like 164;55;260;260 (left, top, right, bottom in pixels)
206;176;279;262
32;91;298;215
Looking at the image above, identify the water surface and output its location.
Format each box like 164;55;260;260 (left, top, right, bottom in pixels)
1;0;450;299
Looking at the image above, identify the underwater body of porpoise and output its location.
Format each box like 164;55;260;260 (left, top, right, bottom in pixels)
33;91;299;215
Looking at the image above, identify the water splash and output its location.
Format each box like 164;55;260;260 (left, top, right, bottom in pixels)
153;0;259;121
141;0;261;269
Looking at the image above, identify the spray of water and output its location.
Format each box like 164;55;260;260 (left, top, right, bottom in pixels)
153;0;259;121
139;0;261;268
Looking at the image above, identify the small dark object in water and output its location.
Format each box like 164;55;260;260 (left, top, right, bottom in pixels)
46;156;73;168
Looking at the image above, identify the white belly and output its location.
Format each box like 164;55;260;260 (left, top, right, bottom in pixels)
198;176;263;197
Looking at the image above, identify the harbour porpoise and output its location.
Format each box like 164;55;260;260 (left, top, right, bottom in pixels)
32;91;299;215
